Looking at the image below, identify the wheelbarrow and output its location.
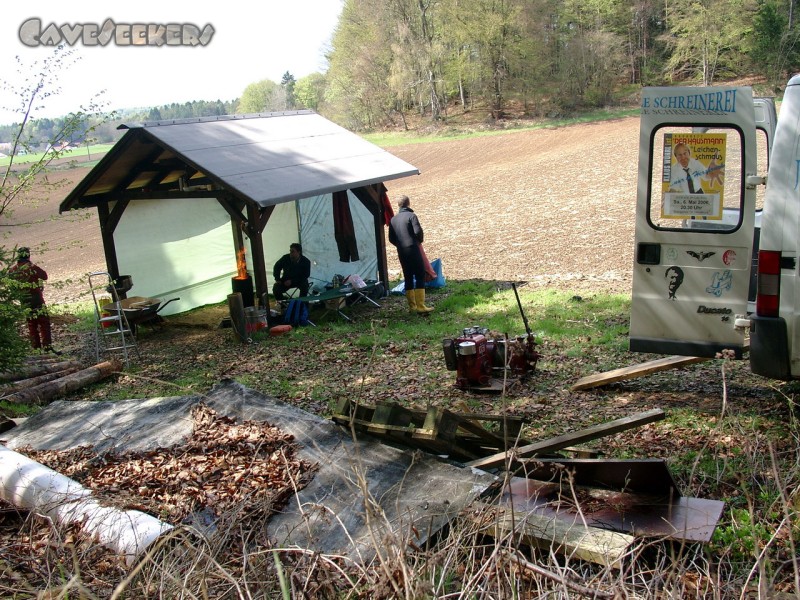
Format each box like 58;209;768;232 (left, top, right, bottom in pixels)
103;296;180;333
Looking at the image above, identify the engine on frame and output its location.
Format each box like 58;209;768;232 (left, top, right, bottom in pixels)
442;325;540;391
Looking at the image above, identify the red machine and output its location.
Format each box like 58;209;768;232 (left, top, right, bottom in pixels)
443;326;539;390
442;284;540;391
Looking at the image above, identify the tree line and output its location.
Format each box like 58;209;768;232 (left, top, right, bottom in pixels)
318;0;800;130
185;0;800;132
0;100;240;150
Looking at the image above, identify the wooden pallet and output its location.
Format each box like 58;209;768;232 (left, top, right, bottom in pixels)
332;399;531;461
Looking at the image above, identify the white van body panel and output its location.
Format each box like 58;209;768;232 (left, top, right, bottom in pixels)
751;75;800;377
630;87;758;358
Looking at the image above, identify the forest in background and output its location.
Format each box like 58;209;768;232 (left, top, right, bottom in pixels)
2;0;800;150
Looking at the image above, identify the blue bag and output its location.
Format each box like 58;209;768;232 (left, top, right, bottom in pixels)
390;258;446;294
284;300;309;326
426;258;446;288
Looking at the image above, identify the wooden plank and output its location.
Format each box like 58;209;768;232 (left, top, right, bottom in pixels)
465;409;665;471
368;401;419;434
570;355;709;391
571;341;750;391
469;502;634;567
415;407;510;452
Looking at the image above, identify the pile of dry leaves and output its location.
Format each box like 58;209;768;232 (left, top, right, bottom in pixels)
0;404;317;596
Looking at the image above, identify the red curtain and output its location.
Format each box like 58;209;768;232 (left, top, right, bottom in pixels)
333;191;359;262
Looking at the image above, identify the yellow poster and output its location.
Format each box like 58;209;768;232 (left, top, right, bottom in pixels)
661;133;726;219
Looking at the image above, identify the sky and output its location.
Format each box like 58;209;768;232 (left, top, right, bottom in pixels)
0;0;344;125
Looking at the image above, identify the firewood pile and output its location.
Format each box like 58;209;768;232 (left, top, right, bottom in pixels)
0;355;122;411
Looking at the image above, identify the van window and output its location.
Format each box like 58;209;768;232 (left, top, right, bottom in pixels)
755;125;769;211
648;126;744;232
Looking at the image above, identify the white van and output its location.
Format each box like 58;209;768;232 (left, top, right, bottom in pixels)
749;76;800;379
630;84;778;371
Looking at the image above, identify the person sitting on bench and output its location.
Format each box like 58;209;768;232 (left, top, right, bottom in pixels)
272;242;311;300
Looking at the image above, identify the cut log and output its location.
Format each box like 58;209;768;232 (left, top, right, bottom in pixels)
469;501;634;567
0;368;81;397
227;293;247;343
0;360;83;383
465;409;665;471
3;360;123;405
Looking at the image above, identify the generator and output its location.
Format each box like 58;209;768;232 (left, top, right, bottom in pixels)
442;283;540;391
442;326;539;391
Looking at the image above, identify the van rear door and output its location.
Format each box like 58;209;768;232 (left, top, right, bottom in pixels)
630;87;758;358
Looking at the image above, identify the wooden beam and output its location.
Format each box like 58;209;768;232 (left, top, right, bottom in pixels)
570;356;709;391
97;203;122;291
106;146;164;196
246;202;269;304
256;205;274;234
465;409;665;471
217;195;246;228
469;502;634;567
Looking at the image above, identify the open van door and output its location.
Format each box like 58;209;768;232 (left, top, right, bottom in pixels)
630;87;759;358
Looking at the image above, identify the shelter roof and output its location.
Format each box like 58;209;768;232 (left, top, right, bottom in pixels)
59;111;419;212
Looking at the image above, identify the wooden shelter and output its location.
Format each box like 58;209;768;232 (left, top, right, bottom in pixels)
59;111;419;311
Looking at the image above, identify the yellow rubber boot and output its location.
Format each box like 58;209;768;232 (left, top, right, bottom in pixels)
405;290;418;313
414;288;434;313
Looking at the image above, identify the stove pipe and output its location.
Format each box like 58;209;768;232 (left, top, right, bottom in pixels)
231;275;254;308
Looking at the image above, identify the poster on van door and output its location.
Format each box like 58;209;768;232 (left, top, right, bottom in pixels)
661;133;726;219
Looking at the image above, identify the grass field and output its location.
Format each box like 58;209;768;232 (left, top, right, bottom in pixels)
0;143;115;167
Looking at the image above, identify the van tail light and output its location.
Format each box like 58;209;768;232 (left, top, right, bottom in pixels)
756;250;781;317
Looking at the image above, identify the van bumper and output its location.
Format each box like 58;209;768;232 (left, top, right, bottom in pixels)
750;315;793;380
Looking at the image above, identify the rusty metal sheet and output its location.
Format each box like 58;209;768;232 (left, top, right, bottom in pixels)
500;459;724;543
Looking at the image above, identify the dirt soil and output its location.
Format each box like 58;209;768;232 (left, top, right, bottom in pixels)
1;117;639;303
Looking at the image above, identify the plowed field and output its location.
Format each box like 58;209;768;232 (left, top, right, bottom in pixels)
3;116;641;302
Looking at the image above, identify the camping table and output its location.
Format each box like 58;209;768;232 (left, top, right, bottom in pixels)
296;281;382;322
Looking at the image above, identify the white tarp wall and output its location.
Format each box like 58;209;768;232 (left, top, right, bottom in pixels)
114;198;297;316
298;191;378;290
113;191;377;315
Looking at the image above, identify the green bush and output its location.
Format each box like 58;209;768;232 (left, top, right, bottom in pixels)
0;247;30;372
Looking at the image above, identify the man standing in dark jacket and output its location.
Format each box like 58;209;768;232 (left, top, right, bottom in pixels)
8;247;55;351
388;195;433;314
272;243;311;300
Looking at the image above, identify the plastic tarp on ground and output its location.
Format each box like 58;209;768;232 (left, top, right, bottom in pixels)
2;381;497;564
113;190;378;315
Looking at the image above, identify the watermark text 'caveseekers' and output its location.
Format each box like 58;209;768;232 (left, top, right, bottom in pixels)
19;18;215;47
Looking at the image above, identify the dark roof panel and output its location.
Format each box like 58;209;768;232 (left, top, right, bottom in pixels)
60;111;419;211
